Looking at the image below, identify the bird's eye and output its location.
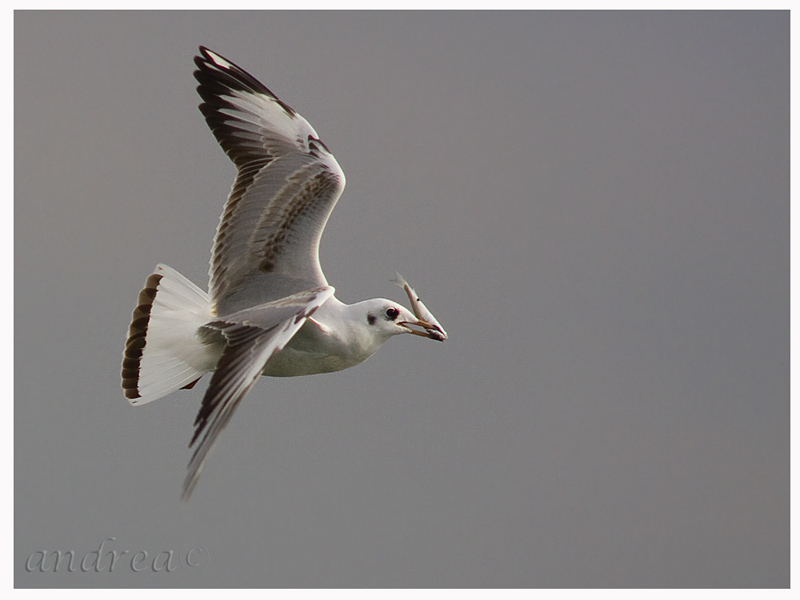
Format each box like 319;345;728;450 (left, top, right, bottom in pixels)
385;307;399;321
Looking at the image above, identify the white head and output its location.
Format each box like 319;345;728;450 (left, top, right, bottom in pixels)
360;299;446;343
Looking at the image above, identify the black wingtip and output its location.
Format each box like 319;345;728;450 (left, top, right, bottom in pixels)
193;46;283;103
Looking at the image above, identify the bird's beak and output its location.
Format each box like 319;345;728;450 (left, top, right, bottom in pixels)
401;318;448;342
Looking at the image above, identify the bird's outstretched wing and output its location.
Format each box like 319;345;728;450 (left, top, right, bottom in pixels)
182;286;334;501
194;46;346;315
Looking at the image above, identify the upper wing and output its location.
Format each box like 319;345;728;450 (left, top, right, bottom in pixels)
194;47;346;314
181;286;334;501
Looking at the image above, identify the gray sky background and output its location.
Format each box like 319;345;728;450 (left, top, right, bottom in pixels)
15;11;788;588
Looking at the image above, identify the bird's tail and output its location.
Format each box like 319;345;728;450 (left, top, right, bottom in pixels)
121;264;216;405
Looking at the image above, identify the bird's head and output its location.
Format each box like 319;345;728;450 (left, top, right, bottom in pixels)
363;300;447;342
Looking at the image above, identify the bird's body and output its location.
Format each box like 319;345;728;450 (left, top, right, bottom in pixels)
263;298;403;376
201;296;420;378
121;47;446;499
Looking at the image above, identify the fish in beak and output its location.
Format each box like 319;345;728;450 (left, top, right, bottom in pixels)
393;273;448;342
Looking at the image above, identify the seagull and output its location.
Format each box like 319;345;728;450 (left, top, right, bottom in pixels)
121;47;447;500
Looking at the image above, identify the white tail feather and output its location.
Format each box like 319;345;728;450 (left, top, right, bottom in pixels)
122;264;217;405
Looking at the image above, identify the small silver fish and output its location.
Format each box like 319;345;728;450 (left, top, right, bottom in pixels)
393;272;448;342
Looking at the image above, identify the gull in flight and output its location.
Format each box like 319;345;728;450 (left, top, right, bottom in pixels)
121;47;447;500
